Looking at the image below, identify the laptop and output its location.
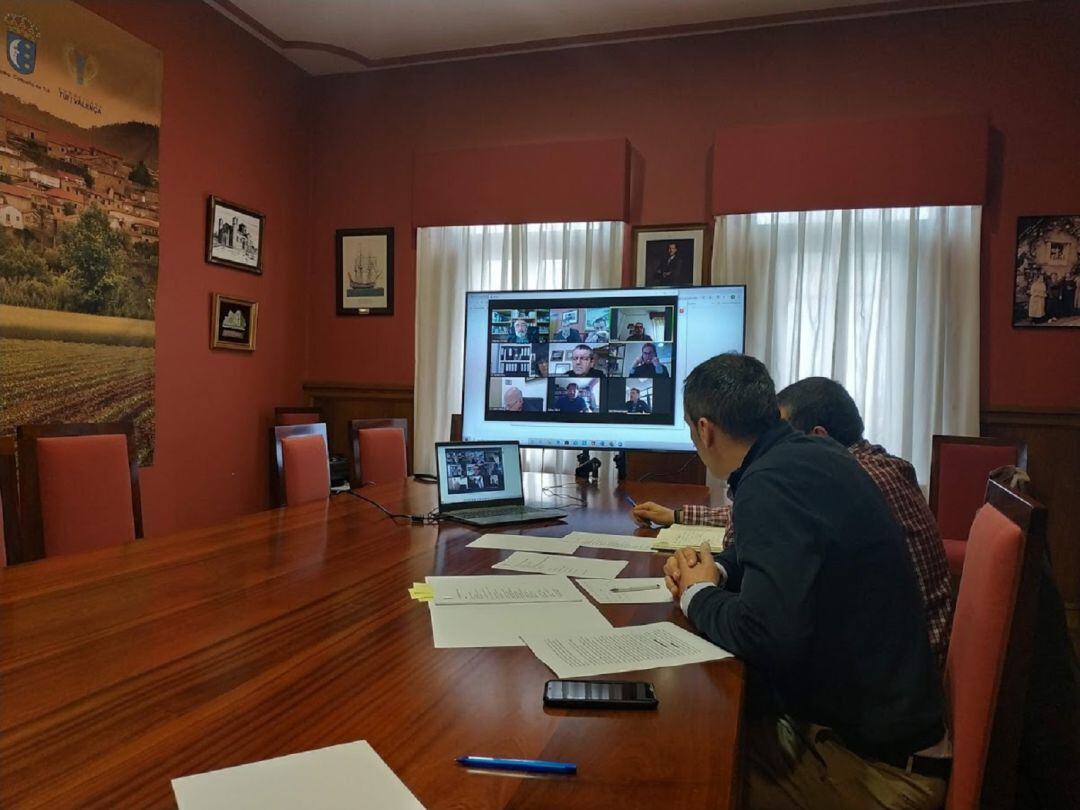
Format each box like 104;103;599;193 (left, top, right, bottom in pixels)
435;440;567;526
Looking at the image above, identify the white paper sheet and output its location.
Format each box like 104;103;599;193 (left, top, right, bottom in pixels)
564;531;656;553
466;534;580;554
575;577;673;604
171;740;424;810
652;524;728;551
428;599;612;648
522;621;733;679
426;574;583;605
491;551;628;579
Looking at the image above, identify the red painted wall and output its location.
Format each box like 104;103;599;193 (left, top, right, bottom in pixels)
306;0;1080;409
78;1;312;534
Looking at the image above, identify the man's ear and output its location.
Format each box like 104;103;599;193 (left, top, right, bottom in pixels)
810;425;830;438
696;418;717;448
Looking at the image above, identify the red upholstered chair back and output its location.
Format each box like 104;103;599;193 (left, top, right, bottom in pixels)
17;424;142;561
944;480;1044;810
930;436;1026;542
349;418;409;486
275;407;323;426
270;423;330;507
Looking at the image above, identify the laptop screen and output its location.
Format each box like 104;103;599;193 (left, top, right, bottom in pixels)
436;442;524;508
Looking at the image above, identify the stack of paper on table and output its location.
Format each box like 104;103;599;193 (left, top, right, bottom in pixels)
172;740;425;810
491;551;628;579
425;575;611;648
564;531;656;553
466;533;580;554
522;621;733;679
651;524;728;551
408;582;433;602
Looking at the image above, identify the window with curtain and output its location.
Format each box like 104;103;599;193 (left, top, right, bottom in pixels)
712;206;981;483
414;222;625;476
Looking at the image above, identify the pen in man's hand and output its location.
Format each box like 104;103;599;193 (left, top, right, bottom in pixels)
624;495;637;508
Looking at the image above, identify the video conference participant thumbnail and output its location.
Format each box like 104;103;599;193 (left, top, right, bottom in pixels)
611;305;674;343
487;377;546;412
490;309;549;344
606;376;673;415
550;378;600;413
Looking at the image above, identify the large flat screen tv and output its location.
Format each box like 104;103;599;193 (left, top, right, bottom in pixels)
460;285;746;452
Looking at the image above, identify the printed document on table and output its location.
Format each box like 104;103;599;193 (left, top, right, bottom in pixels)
428;600;612;648
172;740;424;810
576;577;673;604
466;534;580;554
563;531;656;553
522;621;733;679
426;574;583;605
491;551;628;579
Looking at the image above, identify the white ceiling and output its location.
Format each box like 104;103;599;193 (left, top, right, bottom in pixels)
205;0;1009;75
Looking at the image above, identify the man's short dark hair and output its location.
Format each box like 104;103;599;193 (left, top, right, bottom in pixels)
566;382;578;390
573;344;592;354
776;377;864;446
683;353;780;441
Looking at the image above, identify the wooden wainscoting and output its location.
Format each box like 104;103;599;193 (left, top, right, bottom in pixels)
981;407;1080;651
302;382;415;473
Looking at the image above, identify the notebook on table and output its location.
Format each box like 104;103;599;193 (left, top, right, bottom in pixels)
435;440;566;526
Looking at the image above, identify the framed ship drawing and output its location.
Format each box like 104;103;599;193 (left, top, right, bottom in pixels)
336;228;395;316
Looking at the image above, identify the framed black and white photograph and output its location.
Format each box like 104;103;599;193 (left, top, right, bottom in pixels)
206;196;264;273
633;224;709;288
336;227;394;316
210;293;258;351
1013;215;1080;328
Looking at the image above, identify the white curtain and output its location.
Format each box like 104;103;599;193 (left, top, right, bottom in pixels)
712;206;980;483
414;222;625;476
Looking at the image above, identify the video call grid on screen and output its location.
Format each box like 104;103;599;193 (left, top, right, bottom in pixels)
462;286;746;452
437;442;524;506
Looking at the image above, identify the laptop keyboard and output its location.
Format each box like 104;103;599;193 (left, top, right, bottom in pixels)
452;505;557;519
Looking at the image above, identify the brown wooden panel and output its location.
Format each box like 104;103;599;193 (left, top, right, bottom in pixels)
981;407;1080;629
0;475;741;810
302;381;415;468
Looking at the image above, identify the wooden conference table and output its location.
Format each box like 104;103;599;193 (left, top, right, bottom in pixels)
0;474;745;809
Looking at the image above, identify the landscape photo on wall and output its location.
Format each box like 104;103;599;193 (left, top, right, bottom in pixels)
0;0;162;463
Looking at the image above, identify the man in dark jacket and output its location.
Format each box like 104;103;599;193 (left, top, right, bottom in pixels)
664;353;948;809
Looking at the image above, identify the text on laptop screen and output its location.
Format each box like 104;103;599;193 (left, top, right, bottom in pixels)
437;443;523;507
461;286;746;451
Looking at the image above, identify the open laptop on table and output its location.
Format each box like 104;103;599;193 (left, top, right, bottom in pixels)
435;440;567;526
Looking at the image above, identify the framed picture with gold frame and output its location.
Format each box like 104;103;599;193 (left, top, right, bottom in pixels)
210;293;258;351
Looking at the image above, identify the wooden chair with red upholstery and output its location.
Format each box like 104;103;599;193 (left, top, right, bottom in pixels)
349;418;409;486
16;423;142;562
274;406;324;426
0;435;20;566
929;435;1027;577
270;423;331;507
944;478;1045;810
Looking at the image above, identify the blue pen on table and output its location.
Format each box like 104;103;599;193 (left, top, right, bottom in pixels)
457;756;577;775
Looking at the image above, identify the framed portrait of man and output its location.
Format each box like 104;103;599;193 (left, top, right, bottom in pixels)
633;224;710;288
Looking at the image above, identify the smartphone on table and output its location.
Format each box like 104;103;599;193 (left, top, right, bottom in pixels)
543;679;658;710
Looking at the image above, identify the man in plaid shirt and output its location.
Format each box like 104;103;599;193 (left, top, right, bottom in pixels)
633;377;953;670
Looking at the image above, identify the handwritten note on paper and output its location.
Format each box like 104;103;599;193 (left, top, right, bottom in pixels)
563;531;656;553
172;740;425;810
522;621;733;679
652;524;727;552
426;575;584;605
491;551;628;579
466;534;580;554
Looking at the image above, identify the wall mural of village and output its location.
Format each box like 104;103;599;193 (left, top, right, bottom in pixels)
0;1;161;463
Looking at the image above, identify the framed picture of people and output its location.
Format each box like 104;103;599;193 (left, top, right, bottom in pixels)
1014;215;1080;328
336;227;395;316
633;224;709;288
206;196;264;273
210;293;258;351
